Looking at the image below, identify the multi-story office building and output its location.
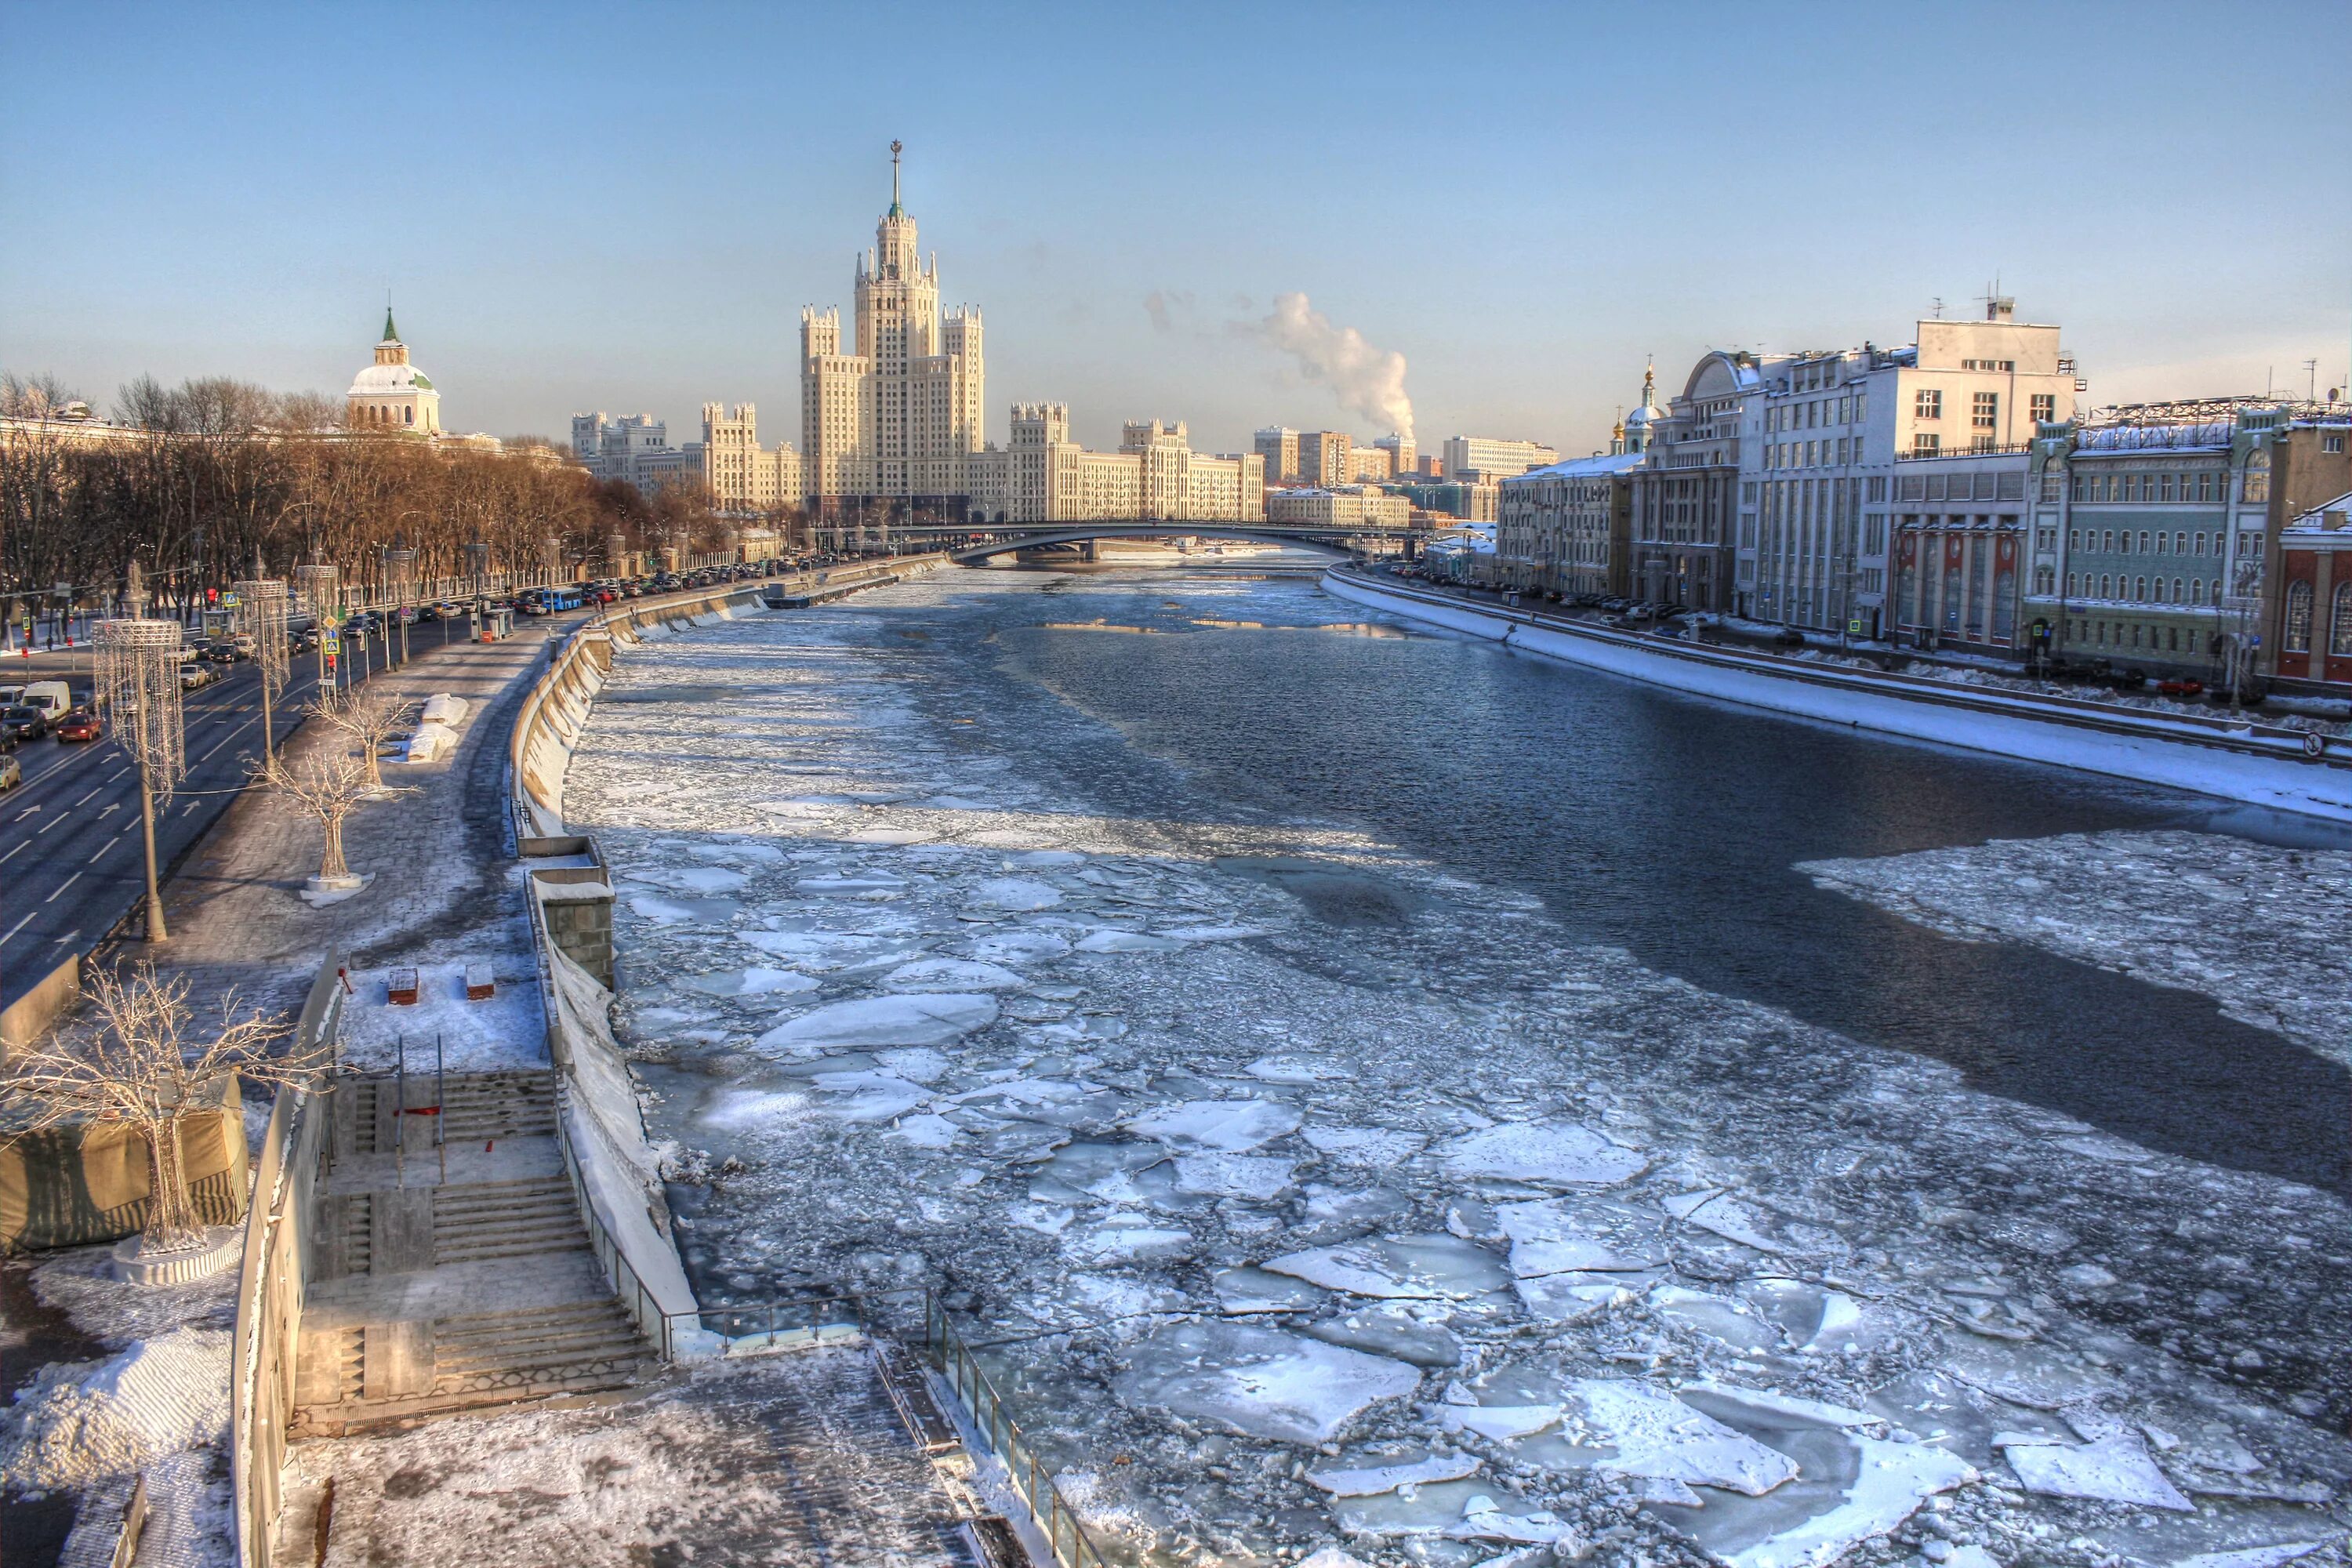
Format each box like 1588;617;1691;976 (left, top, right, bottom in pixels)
1265;485;1411;530
1350;446;1395;483
1885;451;2031;649
1390;480;1501;523
1300;430;1354;487
966;406;1264;524
800;146;985;516
1740;299;2081;638
1443;434;1559;482
2023;399;2351;677
1254;426;1301;484
1496;451;1640;596
1373;433;1416;478
1624;357;1751;611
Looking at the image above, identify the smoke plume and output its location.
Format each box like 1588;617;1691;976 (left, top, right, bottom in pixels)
1246;292;1414;441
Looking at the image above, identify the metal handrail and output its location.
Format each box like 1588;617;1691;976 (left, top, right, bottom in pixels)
925;1297;1110;1568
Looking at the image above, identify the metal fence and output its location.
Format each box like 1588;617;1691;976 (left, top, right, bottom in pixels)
924;1297;1110;1568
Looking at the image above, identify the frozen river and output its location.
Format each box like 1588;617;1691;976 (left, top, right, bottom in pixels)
564;566;2352;1568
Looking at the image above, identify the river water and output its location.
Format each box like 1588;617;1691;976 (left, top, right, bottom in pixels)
568;563;2352;1568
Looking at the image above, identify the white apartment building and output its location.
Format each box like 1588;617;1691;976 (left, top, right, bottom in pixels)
572;406;800;510
1349;446;1395;483
1737;299;2081;639
1265;485;1411;530
800;145;984;514
698;403;802;511
1374;433;1416;477
1443;434;1559;483
967;406;1265;524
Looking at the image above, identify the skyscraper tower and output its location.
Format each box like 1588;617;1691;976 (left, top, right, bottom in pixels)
801;142;984;514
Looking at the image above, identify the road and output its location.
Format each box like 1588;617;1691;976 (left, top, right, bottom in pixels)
0;612;561;1011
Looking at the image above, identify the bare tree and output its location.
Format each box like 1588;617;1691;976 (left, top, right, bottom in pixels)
2;963;321;1249
310;684;416;792
259;746;394;887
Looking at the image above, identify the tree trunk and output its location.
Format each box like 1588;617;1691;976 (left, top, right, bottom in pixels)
321;812;350;879
361;742;383;791
144;1115;201;1247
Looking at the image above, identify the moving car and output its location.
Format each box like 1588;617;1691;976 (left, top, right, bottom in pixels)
53;706;103;742
1;705;52;744
180;662;219;691
0;754;20;791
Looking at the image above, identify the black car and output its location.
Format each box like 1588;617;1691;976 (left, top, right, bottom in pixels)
1;705;51;744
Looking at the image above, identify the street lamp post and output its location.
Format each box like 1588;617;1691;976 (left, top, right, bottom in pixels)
97;619;187;942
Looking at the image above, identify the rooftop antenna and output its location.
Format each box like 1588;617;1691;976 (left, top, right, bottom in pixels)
1930;297;1944;319
890;138;903;213
2306;358;2319;401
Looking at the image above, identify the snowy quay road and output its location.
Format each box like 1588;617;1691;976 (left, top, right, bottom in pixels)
563;564;2352;1568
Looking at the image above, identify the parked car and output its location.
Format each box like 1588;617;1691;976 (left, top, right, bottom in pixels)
53;706;103;742
2156;677;2205;697
0;753;20;791
1;705;52;744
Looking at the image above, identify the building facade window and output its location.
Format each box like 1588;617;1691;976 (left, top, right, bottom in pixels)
1915;389;1942;420
1913;433;1940;456
2283;579;2314;653
2334;580;2352;655
2243;451;2270;503
2031;394;2056;425
1972;392;1998;430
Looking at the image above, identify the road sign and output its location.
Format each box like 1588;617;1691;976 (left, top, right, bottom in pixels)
322;631;340;654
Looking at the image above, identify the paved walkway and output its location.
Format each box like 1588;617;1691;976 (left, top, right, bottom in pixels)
88;624;562;1031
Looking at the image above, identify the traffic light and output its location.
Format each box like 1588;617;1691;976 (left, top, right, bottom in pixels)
206;587;219;604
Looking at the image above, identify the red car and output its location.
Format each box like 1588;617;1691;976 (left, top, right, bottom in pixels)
53;707;104;742
2156;678;2205;697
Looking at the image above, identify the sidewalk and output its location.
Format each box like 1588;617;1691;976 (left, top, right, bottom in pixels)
89;625;559;1034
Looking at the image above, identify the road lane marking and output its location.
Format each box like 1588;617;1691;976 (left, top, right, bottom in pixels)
1;840;23;865
43;869;81;903
107;767;128;782
72;787;100;808
88;837;117;864
0;912;31;948
196;720;254;764
37;810;70;836
52;927;78;946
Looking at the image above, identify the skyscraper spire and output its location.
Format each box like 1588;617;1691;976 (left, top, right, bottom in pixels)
888;139;904;218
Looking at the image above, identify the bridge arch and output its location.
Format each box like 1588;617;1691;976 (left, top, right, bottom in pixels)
946;524;1358;564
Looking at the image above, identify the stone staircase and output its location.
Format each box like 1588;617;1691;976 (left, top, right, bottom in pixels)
291;1068;653;1435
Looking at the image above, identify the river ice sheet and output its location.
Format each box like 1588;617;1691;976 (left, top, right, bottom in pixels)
563;571;2352;1568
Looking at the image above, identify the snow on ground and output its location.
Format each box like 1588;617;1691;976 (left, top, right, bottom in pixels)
560;571;2352;1568
333;892;547;1073
2;1246;240;1566
276;1349;964;1566
1796;831;2352;1065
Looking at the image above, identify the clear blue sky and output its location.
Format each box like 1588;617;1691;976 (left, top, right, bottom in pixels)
4;1;2346;456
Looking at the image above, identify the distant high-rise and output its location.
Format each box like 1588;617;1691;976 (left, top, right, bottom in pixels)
801;142;985;514
1254;426;1300;484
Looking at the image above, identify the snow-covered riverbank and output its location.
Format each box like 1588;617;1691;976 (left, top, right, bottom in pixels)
561;571;2352;1568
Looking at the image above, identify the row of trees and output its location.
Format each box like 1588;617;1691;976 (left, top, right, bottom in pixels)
2;372;771;615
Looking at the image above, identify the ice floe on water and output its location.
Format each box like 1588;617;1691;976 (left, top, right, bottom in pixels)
565;572;2352;1568
1796;830;2352;1062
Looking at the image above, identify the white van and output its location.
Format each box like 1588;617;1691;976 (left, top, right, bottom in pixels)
20;680;72;720
0;684;23;709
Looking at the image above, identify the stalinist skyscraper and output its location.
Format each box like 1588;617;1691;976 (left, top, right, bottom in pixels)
800;142;985;516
